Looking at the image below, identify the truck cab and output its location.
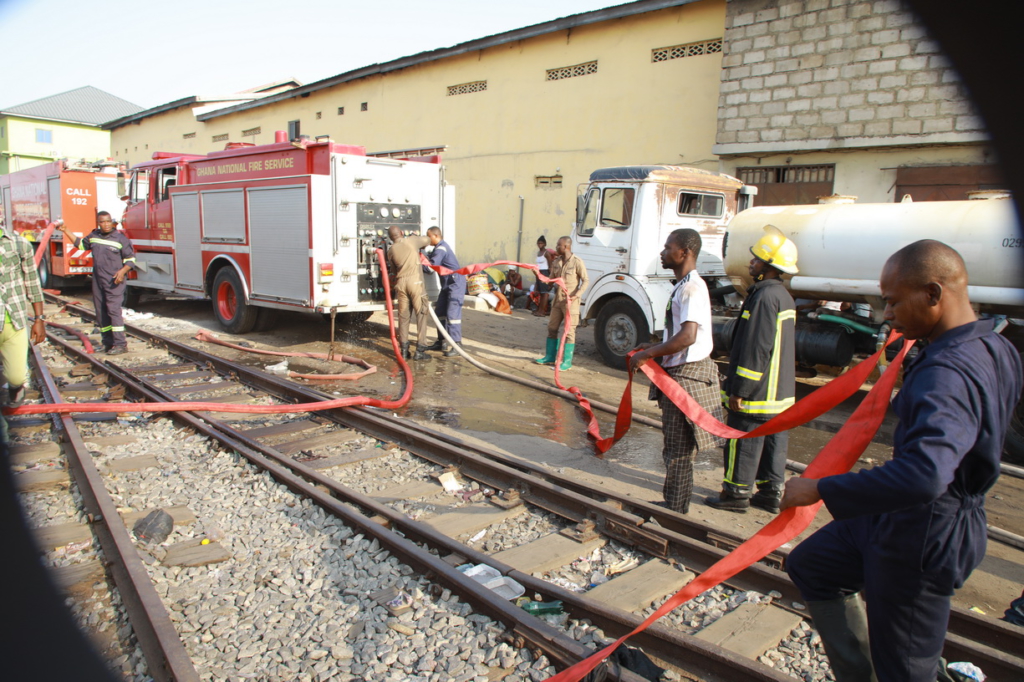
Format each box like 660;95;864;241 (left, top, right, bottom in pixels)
572;166;756;368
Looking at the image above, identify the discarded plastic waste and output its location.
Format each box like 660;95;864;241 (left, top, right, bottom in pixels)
519;599;564;615
947;662;986;681
481;576;525;601
265;359;289;375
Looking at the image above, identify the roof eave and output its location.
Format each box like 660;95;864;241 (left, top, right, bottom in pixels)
198;0;698;121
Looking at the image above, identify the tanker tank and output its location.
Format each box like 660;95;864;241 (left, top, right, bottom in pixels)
724;197;1024;316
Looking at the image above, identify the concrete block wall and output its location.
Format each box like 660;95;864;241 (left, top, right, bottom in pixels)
714;0;984;152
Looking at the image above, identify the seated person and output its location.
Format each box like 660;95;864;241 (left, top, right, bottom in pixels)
501;268;531;309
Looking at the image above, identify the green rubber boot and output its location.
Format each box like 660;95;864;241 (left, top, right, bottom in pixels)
557;343;575;371
535;337;558;365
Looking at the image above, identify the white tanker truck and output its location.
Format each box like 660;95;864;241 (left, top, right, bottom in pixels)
570;166;1024;459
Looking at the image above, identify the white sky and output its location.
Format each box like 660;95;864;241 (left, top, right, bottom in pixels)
0;0;624;110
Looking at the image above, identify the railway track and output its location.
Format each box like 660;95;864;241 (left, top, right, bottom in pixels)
5;297;1024;681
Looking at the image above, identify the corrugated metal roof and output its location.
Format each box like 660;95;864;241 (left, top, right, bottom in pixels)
1;86;143;126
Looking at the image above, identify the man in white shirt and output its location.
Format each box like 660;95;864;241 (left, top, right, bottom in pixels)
628;229;724;513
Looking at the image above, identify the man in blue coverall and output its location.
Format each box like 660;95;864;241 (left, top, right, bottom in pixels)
781;240;1022;682
423;226;465;357
59;212;136;354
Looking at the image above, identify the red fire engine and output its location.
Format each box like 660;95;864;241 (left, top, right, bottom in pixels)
119;132;454;333
0;159;122;286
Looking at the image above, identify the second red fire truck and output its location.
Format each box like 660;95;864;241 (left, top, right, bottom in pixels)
118;132;454;332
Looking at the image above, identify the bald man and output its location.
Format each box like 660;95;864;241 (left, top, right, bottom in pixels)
781;240;1022;681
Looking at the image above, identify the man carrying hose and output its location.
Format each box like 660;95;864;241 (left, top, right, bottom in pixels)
423;226;464;357
628;229;724;513
59;212;135;354
782;240;1022;681
534;236;588;371
386;225;432;361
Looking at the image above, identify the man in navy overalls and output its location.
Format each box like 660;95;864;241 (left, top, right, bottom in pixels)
424;226;465;357
60;212;136;354
781;240;1022;681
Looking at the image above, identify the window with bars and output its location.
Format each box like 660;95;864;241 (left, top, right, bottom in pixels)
337;107;345;115
535;175;563;188
652;38;723;63
316;111;322;119
212;134;229;142
738;165;835;184
737;165;836;206
448;80;487;96
242;126;261;137
546;61;598;81
183;132;196;139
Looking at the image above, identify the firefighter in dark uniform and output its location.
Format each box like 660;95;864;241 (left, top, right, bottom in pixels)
59;212;136;354
706;225;797;514
781;240;1022;681
423;226;465;357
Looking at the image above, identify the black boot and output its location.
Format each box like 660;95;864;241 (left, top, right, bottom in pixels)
443;343;459;357
401;343;411;360
6;384;26;408
751;487;783;513
423;339;444;352
411;345;430;361
705;489;750;513
807;594;877;682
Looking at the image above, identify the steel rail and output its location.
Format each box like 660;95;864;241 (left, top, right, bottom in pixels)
27;344;200;682
52;299;1024;679
53;338;792;682
42;333;638;682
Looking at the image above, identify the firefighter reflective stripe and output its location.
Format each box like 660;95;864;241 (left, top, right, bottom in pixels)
101;325;113;332
123;257;136;263
724;438;743;486
741;310;750;320
766;309;797;403
736;366;763;381
737;396;796;414
89;237;124;250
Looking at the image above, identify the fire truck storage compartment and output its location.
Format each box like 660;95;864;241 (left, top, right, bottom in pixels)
171;192;203;290
248;185;309;303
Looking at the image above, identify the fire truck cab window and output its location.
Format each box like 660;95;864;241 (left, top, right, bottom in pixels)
678;192;724;218
130;170;150;203
599;187;635;228
158;170;177;202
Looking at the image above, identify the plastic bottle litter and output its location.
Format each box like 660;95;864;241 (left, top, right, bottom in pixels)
518;599;564;615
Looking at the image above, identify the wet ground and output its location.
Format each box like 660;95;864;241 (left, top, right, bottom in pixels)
70;291;1024;617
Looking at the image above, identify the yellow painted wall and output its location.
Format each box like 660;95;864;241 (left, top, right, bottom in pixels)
110;0;728;267
2;116;112;173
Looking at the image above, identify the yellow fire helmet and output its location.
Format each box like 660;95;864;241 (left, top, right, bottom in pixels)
749;224;799;274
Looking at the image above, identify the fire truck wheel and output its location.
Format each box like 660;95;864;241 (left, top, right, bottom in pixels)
212;268;258;334
594;297;651;370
